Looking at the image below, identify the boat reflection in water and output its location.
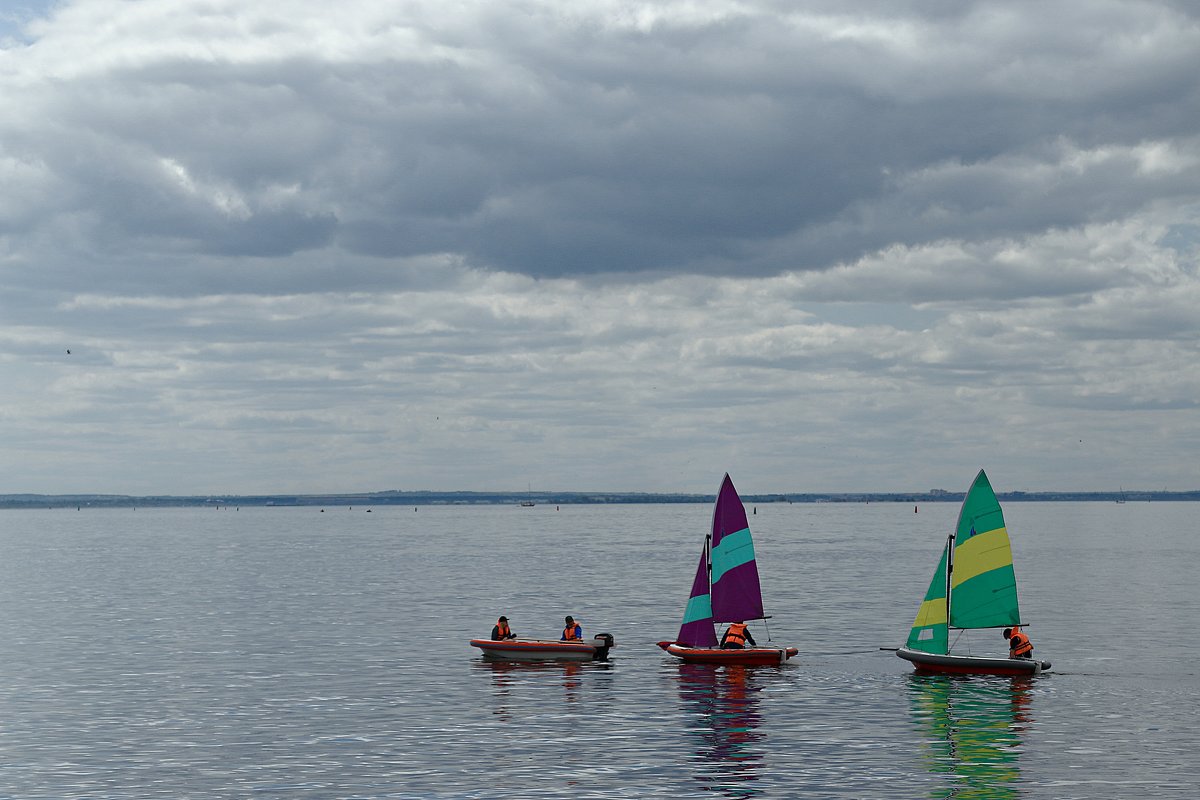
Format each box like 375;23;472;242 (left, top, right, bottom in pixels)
474;659;591;721
906;673;1034;799
674;663;767;798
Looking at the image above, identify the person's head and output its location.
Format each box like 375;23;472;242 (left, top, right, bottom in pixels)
565;616;574;625
498;616;508;624
1003;628;1013;639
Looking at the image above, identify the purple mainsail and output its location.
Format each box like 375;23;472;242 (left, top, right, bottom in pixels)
709;474;765;623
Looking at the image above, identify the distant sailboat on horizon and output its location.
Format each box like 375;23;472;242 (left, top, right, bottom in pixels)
520;482;535;508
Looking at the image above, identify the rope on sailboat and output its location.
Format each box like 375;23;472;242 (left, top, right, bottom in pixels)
763;616;773;642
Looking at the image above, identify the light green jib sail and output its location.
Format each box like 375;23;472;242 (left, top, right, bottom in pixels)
906;541;949;654
906;469;1022;654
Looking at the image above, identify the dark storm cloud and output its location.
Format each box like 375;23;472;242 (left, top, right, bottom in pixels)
6;0;1198;284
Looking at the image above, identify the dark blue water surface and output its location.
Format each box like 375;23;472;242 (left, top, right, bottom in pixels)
0;501;1195;797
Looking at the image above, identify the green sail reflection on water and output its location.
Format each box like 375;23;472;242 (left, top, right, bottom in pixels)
907;675;1032;800
906;469;1022;655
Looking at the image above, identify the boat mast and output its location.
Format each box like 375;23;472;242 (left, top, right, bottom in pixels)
705;533;714;635
705;533;712;585
945;530;955;635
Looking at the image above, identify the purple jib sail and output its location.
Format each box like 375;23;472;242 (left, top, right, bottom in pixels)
709;474;765;623
676;545;718;647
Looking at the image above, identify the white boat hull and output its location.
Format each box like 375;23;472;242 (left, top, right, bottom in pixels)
897;646;1051;676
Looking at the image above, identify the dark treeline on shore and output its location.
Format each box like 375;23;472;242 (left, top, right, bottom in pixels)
1;488;1194;509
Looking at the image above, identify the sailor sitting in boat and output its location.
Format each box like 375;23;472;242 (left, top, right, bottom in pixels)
720;622;756;649
1004;627;1033;659
561;615;582;641
491;616;516;640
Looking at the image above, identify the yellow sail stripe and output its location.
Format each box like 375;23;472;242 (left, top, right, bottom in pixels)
912;597;947;628
951;526;1013;588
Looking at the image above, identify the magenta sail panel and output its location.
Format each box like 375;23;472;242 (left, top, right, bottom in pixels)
709;473;765;623
676;545;718;647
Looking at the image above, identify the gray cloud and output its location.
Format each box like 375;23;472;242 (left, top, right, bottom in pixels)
4;1;1197;280
2;1;1199;494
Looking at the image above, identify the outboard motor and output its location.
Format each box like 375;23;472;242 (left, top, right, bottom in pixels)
592;633;615;661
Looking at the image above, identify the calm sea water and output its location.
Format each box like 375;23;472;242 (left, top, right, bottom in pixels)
0;501;1196;798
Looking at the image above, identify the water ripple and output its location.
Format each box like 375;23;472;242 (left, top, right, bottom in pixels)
0;505;1197;797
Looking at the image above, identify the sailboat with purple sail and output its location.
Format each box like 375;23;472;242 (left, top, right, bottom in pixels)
657;474;797;665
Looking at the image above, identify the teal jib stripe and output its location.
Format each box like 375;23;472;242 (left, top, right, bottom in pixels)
682;594;712;625
711;527;755;585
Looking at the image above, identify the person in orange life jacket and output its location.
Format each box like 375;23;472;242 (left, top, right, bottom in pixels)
561;615;583;641
1004;627;1033;659
491;615;515;640
720;622;756;649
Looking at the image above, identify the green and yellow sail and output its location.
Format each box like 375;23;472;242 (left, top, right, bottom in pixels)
906;469;1022;655
906;542;949;654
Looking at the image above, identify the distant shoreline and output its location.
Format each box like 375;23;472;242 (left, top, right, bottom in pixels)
0;489;1192;508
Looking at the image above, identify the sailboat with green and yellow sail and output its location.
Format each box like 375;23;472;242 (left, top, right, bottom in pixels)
897;469;1051;676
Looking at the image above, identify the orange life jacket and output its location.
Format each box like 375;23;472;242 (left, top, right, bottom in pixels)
1009;629;1032;657
563;621;581;640
724;623;748;648
496;620;511;639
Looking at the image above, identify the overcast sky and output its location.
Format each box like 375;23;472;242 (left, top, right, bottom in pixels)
2;0;1199;495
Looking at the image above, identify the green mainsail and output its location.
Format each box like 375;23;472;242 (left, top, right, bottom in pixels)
906;469;1022;654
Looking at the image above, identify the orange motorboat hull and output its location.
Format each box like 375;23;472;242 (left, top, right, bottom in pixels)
470;637;613;661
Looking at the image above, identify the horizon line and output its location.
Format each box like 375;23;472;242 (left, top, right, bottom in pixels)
0;487;1194;508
